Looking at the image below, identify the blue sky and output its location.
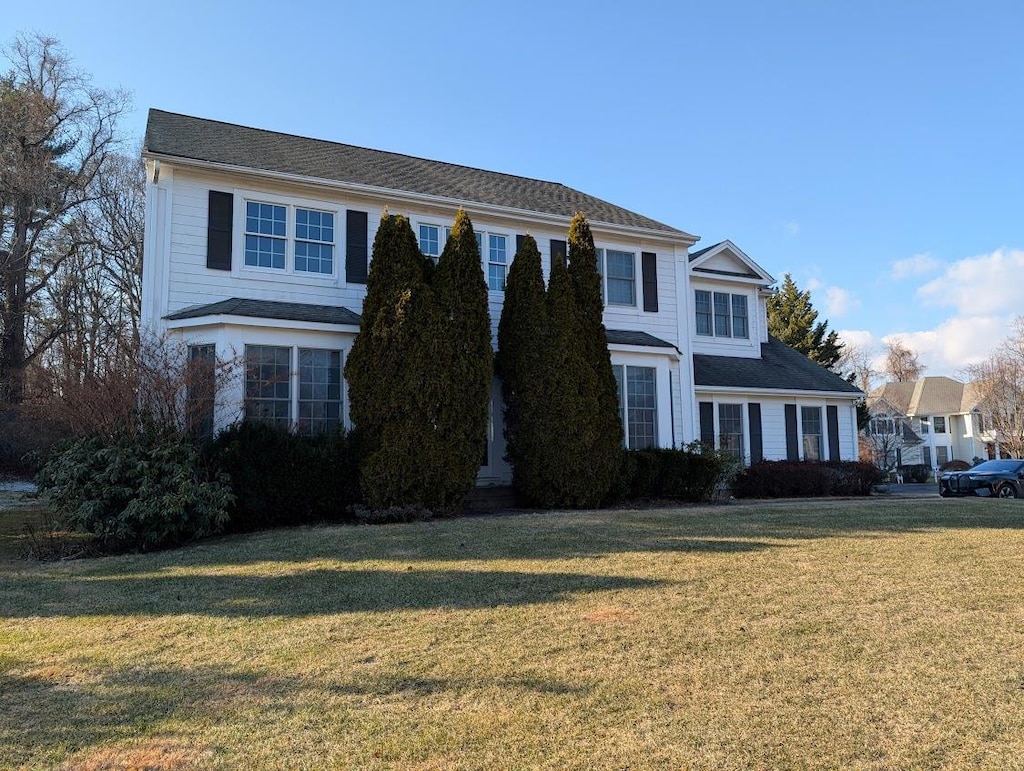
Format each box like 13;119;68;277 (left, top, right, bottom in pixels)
7;0;1023;378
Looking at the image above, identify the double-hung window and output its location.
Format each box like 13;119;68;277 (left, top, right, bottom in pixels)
802;406;823;460
718;403;744;460
487;233;508;291
613;365;657;448
694;290;749;339
244;200;335;275
419;224;441;258
933;416;947;434
298;348;343;435
596;248;636;306
244;345;291;429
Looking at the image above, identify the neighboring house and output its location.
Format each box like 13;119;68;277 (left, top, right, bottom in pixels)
867;376;999;469
141;109;864;485
861;396;923;471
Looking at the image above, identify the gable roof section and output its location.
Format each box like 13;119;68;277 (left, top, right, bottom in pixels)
688;239;774;283
869;376;978;416
144;109;690;237
693;337;862;395
165;298;362;326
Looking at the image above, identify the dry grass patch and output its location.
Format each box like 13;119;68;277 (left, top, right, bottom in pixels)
3;498;1024;768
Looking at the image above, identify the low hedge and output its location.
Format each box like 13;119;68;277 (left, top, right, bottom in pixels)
616;447;725;503
732;460;883;499
204;422;361;531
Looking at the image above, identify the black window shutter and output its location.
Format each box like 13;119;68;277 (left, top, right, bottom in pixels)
206;191;233;271
699;401;715;447
785;404;799;461
516;234;526;256
748;403;763;464
827;405;841;461
550;239;567;267
641;251;658;312
346;210;369;284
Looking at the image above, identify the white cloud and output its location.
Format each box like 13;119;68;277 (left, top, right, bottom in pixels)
891;253;941;279
916;248;1024;315
823;286;860;318
881;315;1009;376
785;220;800;236
806;277;823;292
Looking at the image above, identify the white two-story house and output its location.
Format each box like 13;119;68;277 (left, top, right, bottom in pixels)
141;110;863;486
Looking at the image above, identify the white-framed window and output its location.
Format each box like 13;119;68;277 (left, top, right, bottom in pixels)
933;416;947;434
242;197;337;276
936;446;950;466
244;345;292;429
695;290;749;339
718;403;744;460
298;348;343;436
419;223;442;258
613;364;657;448
869;417;896;435
802;405;823;460
487;233;508;291
596;248;636;307
244;345;345;435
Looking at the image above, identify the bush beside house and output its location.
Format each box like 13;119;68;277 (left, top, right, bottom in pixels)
732;460;882;498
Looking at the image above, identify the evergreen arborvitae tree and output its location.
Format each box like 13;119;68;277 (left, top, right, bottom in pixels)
767;273;844;370
528;252;613;508
496;234;548;492
566;212;623;468
430;208;493;508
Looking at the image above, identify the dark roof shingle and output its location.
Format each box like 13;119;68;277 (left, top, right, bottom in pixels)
144;109;687;236
165;298;361;326
694;337;862;394
605;329;676;349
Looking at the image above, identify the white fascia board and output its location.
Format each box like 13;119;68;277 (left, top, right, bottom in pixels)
694;385;864;400
689;240;775;283
608;343;680;359
165;315;360;335
143;152;699;247
690;270;772;287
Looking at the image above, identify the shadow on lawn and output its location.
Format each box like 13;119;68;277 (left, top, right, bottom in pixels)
1;566;686;618
1;662;589;766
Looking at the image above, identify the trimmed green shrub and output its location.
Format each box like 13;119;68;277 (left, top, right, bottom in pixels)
940;459;970;472
616;447;725;503
732;460;883;498
497;234;548;494
900;464;931;483
36;425;232;551
205;422;360;531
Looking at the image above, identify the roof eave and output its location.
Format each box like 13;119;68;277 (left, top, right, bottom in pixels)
143;151;699;245
694;384;864;399
164;314;360;333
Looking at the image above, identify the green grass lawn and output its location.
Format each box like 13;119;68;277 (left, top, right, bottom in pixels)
3;497;1024;769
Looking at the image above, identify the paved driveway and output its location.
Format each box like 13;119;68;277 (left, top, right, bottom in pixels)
881;483;939;498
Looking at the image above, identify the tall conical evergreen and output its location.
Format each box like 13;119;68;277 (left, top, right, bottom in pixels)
496;234;548;492
566;212;623;472
767;273;844;370
345;212;430;455
528;252;611;508
430;208;493;507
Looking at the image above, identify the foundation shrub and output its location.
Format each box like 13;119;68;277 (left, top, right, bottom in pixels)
205;422;361;531
732;460;883;498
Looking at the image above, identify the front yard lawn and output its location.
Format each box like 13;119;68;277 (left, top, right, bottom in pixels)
3;498;1024;768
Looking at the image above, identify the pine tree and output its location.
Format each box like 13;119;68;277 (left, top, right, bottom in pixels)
566;212;623;468
496;234;548;492
431;208;493;507
767;274;844;370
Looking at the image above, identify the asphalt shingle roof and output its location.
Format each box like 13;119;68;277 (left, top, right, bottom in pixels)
693;337;863;394
165;298;362;326
144;109;687;236
869;376;980;416
605;330;676;349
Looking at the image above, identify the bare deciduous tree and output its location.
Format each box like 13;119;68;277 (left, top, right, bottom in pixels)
883;338;925;383
0;33;129;403
838;340;879;393
965;318;1024;459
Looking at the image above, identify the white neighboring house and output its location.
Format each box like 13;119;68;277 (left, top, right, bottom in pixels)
140;110;864;486
867;377;999;471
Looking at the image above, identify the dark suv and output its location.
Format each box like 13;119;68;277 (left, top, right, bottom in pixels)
938;459;1024;499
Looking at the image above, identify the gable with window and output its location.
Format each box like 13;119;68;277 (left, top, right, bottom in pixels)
695;290;748;339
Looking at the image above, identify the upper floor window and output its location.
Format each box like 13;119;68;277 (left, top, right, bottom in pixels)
244;200;335;275
933;416;947;434
919;416;931;434
419;224;441;257
487;234;508;291
696;290;749;339
868;417;896;435
595;248;636;307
